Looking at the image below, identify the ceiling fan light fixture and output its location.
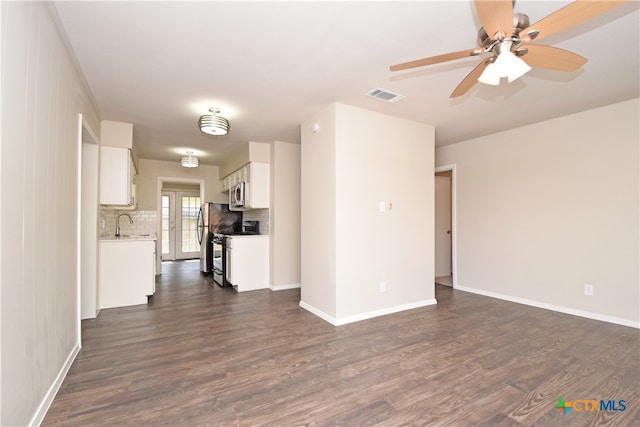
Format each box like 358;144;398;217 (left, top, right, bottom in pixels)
477;48;531;86
198;107;230;136
181;151;199;168
497;50;532;82
477;61;501;85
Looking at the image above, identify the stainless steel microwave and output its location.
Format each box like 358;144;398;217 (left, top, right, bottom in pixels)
230;182;246;209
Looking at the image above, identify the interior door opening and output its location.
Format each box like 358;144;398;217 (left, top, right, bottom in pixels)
435;167;455;287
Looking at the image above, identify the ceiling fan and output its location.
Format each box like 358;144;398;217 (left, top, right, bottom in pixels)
390;0;628;98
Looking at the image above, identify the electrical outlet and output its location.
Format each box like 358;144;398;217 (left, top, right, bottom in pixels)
379;281;386;293
584;284;593;296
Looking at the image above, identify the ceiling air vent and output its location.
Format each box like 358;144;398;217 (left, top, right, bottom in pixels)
367;88;405;103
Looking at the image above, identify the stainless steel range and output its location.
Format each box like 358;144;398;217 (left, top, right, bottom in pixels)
215;221;260;287
197;203;242;275
211;233;226;286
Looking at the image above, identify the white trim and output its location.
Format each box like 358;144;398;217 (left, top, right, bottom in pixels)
300;299;438;326
299;301;338;325
29;343;81;427
81;115;99;146
434;164;457;288
75;115;83;344
456;285;640;329
335;299;438;326
156;177;205;270
270;283;301;291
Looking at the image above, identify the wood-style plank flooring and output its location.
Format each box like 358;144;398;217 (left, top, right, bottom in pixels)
44;260;639;426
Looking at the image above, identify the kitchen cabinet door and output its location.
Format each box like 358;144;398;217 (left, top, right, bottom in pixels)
228;236;269;292
246;163;269;208
100;146;136;207
99;239;155;309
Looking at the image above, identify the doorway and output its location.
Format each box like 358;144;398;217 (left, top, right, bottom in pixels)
161;185;201;261
435;166;456;287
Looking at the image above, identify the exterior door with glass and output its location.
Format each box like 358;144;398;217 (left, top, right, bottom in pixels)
161;191;201;260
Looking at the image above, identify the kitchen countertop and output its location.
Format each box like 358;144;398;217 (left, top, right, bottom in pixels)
224;234;269;238
100;233;157;241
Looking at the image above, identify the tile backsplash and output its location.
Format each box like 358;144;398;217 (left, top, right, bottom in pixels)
99;207;268;238
100;209;158;237
243;209;269;235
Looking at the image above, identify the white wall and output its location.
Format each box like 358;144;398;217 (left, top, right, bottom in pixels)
219;141;271;178
1;2;101;425
436;99;639;327
301;103;436;324
301;104;338;318
136;159;226;210
270;141;301;289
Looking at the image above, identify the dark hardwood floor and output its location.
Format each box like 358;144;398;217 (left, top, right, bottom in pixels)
44;260;639;426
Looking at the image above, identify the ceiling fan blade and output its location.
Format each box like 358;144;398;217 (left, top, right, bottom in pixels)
390;48;480;72
521;44;587;71
474;0;514;40
520;0;628;42
450;58;492;98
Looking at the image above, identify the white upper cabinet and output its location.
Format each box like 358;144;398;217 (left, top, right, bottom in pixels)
100;146;136;207
246;162;269;209
220;164;250;193
225;162;270;210
99;120;137;207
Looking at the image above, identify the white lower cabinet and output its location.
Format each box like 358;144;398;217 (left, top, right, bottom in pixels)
99;239;156;309
226;235;269;292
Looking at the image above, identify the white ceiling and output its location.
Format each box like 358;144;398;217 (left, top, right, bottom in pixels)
53;1;639;166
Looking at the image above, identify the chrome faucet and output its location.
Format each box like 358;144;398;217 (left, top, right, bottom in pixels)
115;213;133;238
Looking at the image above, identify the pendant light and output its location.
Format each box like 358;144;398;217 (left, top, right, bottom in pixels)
181;151;199;168
198;107;230;136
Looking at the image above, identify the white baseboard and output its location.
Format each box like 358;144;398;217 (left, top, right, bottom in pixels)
299;298;438;326
455;285;640;329
270;283;301;291
299;301;338;325
29;342;80;426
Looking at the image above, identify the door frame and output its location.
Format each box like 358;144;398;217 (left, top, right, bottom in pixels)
435;164;457;288
78;114;100;327
175;191;202;259
161;191;177;260
162;190;201;260
156;177;205;269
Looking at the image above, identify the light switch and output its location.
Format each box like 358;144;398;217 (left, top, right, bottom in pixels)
379;201;386;212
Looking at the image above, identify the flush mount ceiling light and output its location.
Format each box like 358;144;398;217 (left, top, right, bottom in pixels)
198;107;230;136
181;151;199;168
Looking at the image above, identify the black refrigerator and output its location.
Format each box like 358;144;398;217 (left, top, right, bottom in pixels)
197;203;242;273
